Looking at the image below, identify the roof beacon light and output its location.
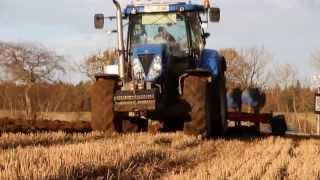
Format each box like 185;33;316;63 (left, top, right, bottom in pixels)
132;0;190;5
203;0;210;8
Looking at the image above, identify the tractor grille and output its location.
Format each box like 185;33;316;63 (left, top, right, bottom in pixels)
113;89;159;112
138;54;154;75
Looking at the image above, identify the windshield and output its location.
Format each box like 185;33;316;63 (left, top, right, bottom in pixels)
130;13;189;57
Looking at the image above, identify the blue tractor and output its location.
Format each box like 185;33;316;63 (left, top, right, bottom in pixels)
91;0;228;137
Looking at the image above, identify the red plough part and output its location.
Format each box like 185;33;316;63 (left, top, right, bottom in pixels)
228;112;272;124
227;112;287;135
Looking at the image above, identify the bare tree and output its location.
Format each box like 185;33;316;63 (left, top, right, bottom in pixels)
311;50;320;70
220;47;272;89
219;48;243;88
0;42;66;119
239;47;272;88
79;49;117;80
272;64;298;89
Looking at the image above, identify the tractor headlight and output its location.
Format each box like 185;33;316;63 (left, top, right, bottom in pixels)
147;55;162;81
132;58;145;80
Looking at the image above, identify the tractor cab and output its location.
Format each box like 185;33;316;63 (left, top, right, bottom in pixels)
94;0;220;81
125;1;220;81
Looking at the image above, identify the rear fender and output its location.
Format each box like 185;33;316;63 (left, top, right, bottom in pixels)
199;49;226;77
178;48;226;96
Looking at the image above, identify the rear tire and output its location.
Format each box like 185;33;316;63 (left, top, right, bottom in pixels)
91;78;148;134
209;73;228;137
182;74;227;138
90;78;121;133
182;75;209;137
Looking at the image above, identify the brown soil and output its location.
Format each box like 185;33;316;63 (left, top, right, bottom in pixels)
0;118;91;133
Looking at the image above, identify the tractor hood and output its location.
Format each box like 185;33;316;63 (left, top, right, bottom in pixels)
132;44;167;81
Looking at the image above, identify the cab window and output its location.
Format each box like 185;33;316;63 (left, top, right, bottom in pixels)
187;13;203;51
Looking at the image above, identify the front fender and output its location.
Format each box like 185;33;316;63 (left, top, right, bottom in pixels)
199;49;226;78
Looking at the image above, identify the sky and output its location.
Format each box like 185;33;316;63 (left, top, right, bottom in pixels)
0;0;320;83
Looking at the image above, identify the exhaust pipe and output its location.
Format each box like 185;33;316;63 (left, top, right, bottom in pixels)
113;0;125;80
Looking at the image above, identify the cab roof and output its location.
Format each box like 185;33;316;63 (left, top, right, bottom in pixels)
131;0;191;6
124;2;205;16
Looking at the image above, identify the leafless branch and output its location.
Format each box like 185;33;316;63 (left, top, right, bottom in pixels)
220;47;272;89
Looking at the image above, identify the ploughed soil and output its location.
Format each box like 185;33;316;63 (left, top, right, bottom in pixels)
0;118;278;135
0;118;92;133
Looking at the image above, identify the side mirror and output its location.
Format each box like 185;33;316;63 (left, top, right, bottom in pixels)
94;14;105;29
203;32;210;39
209;7;220;22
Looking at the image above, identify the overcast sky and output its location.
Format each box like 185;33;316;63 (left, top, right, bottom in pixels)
1;0;320;83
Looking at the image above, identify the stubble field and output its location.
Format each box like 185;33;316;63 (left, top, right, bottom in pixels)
0;130;319;179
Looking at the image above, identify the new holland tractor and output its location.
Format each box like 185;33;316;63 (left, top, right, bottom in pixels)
91;0;287;137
